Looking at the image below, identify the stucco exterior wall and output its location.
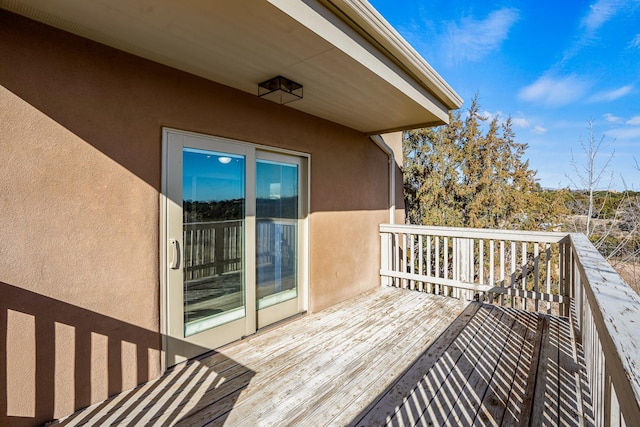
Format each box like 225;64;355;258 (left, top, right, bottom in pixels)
0;11;396;426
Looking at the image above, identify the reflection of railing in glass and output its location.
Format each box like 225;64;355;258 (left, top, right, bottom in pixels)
183;220;243;281
257;219;297;304
256;219;296;269
181;218;297;327
183;220;244;333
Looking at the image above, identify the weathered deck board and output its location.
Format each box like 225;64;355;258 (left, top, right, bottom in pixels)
444;305;519;425
413;305;510;425
53;287;594;427
470;308;538;425
501;313;544;425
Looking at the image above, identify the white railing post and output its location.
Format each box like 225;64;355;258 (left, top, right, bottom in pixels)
380;230;391;287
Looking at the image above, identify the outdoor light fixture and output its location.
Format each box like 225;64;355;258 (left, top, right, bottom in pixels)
258;76;303;104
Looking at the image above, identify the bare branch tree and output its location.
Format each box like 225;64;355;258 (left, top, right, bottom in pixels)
566;119;615;236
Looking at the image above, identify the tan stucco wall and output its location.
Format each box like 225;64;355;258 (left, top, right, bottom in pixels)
0;11;394;426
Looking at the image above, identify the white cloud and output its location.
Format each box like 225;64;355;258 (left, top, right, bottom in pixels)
589;85;633;102
512;118;530;128
561;0;635;63
604;113;623;123
627;115;640;125
532;125;548;135
481;110;508;125
581;0;623;32
607;126;640;139
481;110;496;121
444;8;520;63
630;34;640;48
518;74;590;106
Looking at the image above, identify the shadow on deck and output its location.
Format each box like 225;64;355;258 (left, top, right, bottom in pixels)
350;299;594;426
52;287;594;426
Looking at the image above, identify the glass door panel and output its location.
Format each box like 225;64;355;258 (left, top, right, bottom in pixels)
256;159;298;310
182;148;246;336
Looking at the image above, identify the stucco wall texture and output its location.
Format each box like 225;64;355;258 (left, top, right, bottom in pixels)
0;11;403;426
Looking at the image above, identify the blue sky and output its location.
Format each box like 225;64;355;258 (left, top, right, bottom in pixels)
370;0;640;190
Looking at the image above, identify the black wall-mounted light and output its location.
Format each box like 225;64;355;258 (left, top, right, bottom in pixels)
258;76;303;104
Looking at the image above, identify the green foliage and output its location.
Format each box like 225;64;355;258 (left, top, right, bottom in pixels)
562;190;640;219
403;95;566;230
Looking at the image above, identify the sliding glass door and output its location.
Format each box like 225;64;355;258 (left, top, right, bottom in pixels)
163;130;305;365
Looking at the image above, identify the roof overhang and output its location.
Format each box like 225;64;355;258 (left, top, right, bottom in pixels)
0;0;462;134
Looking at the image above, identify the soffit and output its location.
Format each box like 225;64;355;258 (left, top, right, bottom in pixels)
0;0;460;133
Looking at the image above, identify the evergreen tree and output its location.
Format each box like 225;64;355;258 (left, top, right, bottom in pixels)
403;95;564;230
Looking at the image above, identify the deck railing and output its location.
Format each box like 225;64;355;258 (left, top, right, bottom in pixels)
380;224;640;426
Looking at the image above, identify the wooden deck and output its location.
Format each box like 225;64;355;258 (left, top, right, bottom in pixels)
53;287;593;426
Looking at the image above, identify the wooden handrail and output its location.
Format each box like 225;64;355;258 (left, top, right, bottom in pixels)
380;224;570;243
569;233;640;426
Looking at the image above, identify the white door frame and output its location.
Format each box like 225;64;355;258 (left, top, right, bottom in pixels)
160;128;309;370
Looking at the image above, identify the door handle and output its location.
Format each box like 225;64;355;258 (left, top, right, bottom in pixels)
169;239;180;269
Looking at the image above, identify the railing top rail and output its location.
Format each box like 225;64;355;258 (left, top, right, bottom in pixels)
570;232;640;411
184;219;243;226
379;223;570;243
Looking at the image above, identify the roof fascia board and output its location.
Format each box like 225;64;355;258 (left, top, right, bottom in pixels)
267;0;451;125
366;120;447;136
323;0;463;110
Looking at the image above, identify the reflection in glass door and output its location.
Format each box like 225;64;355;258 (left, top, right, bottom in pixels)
256;159;298;309
182;148;246;336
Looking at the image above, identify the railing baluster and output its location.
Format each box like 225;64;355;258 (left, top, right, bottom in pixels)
444;236;449;297
453;237;458;299
511;241;516;308
522;241;527;310
394;232;399;287
435;236;440;294
409;234;415;290
564;243;572;317
500;240;505;306
427;235;432;293
534;242;539;312
402;233;407;289
418;235;424;292
471;238;476;301
479;239;484;290
546;243;551;314
559;242;564;315
489;240;495;304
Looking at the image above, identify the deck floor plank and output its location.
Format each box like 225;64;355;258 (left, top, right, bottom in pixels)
357;304;498;426
179;289;428;427
296;297;472;427
500;313;544;426
471;309;537;426
338;303;483;427
444;306;522;426
53;287;594;427
359;303;495;426
414;305;511;426
217;293;453;426
531;315;561;427
490;313;543;425
266;297;456;426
